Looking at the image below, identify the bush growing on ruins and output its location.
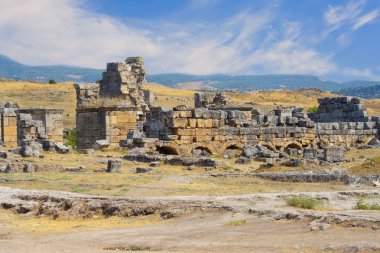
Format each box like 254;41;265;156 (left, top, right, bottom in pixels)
48;79;57;84
286;197;322;209
64;129;77;150
356;198;380;210
307;106;318;113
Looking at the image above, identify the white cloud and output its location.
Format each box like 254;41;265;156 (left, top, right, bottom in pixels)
341;67;380;80
0;0;341;77
324;0;365;33
352;9;380;30
324;0;379;34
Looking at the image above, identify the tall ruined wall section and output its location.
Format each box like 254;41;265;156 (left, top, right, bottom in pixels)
75;57;154;150
99;57;149;112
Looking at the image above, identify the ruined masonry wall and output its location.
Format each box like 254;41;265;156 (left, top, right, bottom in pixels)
146;107;316;156
16;109;63;145
76;107;137;149
0;108;17;147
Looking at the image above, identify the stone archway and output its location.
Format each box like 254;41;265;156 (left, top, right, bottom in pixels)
156;145;179;155
281;142;303;154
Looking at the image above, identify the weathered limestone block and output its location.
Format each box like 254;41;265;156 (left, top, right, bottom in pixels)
194;92;230;108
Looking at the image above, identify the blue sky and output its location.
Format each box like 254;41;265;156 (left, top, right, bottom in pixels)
0;0;379;80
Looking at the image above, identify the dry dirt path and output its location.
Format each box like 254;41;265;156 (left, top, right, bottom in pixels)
0;186;379;253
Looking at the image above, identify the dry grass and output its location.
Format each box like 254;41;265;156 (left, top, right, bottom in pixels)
0;81;76;128
0;148;362;197
0;81;378;131
0;209;163;234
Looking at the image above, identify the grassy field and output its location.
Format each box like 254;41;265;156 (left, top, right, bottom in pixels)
1;80;378;130
0;146;377;197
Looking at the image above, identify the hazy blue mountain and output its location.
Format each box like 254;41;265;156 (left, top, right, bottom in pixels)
334;84;380;99
1;54;379;92
0;55;102;82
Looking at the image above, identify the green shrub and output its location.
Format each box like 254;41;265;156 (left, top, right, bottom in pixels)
307;106;318;113
64;129;77;149
286;197;322;209
356;198;380;210
48;79;57;84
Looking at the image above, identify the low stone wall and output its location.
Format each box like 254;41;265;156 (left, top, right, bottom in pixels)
16;109;64;145
146;107;316;155
316;122;379;147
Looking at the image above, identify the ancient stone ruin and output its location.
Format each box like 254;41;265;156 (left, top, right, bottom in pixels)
73;57;380;166
0;104;63;149
194;92;230;108
74;57;153;150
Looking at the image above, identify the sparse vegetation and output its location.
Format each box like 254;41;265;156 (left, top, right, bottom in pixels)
103;245;151;251
225;219;248;226
307;106;318;113
48;79;57;84
286;197;322;209
64;129;77;149
71;185;90;193
356;198;380;210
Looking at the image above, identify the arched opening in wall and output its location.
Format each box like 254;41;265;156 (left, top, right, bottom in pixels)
224;145;241;158
262;144;275;152
367;138;379;146
284;143;302;156
192;146;212;157
156;146;179;155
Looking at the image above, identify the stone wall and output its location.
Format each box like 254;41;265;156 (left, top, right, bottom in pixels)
194;92;230;108
309;97;370;122
0;108;17;147
16;109;64;145
145;106;316;156
73;83;100;108
99;57;148;111
309;96;379;146
76;106;138;149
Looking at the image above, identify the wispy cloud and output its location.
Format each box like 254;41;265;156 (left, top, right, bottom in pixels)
324;0;365;33
352;9;380;30
342;67;380;80
0;0;377;80
324;0;379;33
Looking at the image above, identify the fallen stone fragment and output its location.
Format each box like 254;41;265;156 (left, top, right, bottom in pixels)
107;160;122;173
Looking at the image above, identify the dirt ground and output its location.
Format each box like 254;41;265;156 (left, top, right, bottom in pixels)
1;207;379;253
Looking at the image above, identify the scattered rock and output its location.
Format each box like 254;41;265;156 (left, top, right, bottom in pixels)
93;140;110;150
106;160;122;173
0;151;7;159
23;164;35;173
20;139;42;157
136;167;152;174
55;144;69;154
42;139;56;152
149;161;160;167
80;149;94;154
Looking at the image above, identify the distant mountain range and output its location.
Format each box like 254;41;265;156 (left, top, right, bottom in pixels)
1;54;380;95
334;84;380;99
